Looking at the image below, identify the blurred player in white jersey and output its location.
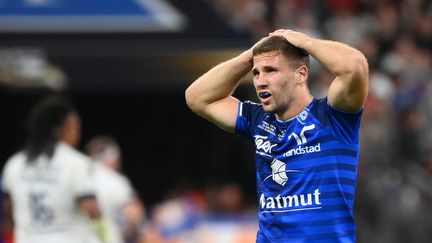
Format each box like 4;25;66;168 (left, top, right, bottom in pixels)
85;136;145;243
1;96;106;243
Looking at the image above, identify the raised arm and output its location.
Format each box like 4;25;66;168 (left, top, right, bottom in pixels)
185;46;256;133
270;30;369;112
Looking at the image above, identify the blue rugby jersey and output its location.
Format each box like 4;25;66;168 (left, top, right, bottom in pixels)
235;98;362;243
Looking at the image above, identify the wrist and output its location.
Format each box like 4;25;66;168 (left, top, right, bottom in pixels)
238;49;254;64
299;36;313;51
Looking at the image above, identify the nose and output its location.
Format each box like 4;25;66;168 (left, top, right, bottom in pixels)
255;75;268;90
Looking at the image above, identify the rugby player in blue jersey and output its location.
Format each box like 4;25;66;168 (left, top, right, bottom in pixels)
185;29;369;242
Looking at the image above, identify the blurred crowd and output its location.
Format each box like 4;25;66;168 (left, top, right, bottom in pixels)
208;0;432;242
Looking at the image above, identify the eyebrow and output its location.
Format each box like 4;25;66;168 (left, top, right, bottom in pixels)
252;65;277;73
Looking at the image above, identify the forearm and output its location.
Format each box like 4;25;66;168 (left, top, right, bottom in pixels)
304;38;368;110
270;30;367;78
301;37;367;78
185;50;253;113
122;198;145;242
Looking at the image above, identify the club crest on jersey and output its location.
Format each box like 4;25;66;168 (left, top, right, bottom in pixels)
299;110;309;121
288;124;315;145
284;124;321;157
263;159;300;186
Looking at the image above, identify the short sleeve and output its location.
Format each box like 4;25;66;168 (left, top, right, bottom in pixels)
323;99;363;144
1;154;20;195
235;101;266;140
73;158;96;199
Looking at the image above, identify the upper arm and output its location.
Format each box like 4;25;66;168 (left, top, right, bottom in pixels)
327;53;369;112
192;96;240;133
73;159;100;218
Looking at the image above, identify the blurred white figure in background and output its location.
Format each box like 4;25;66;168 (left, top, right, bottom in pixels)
1;96;104;243
85;136;145;243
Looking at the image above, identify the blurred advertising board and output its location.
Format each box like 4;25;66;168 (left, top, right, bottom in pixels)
0;0;186;32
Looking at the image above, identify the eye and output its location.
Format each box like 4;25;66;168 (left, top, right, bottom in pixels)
265;67;277;73
252;69;259;77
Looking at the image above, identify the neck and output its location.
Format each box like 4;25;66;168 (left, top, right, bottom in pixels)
59;137;76;148
276;92;313;121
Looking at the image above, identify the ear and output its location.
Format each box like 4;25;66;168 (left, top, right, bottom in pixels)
296;65;309;84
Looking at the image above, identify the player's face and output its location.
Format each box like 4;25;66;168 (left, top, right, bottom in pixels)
252;51;298;117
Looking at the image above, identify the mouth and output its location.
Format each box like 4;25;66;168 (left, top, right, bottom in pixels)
259;92;272;99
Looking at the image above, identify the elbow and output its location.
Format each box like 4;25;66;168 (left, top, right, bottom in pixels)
338;51;369;81
185;85;202;113
351;51;369;78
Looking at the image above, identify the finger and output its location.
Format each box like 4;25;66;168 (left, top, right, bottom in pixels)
270;29;293;36
269;29;283;35
269;31;284;36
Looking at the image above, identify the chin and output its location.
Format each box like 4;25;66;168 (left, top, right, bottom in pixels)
262;104;275;113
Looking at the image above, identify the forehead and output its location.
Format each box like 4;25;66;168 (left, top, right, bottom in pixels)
253;50;288;69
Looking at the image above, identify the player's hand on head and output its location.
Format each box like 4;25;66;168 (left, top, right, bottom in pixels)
269;29;311;49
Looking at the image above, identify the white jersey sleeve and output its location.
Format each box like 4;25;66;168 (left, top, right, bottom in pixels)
1;152;20;194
